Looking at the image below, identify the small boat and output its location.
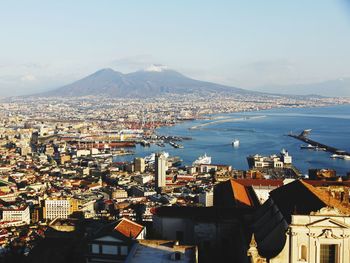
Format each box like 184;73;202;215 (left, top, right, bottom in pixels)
169;141;184;148
330;154;350;160
232;139;240;147
314;146;326;151
140;140;150;147
300;144;315;149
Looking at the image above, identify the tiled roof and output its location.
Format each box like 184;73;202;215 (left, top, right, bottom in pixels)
305;179;350;187
300;180;350;215
114;218;144;239
230;180;252;206
234;179;284;187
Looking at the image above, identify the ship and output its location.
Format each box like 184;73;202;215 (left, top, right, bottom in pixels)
169;141;184;149
140;140;151;147
331;154;350;160
232;139;240;147
144;152;169;163
300;144;315;149
192;153;211;166
300;144;326;151
331;154;342;159
156;142;165;147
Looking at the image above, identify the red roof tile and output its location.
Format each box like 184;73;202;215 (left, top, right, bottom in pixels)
114;218;144;239
230;180;252;206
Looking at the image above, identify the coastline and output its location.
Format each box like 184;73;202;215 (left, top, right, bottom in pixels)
166;102;350;134
152;104;350;175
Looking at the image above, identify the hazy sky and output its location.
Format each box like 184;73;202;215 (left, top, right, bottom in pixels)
1;0;350;96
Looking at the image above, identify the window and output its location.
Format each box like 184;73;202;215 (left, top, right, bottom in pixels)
91;244;100;254
102;245;118;255
300;245;307;261
320;244;337;263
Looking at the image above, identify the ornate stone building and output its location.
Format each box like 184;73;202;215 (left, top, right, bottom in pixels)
249;180;350;263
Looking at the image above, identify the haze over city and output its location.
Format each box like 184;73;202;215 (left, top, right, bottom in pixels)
1;0;350;96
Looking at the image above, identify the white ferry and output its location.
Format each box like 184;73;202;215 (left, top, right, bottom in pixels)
192;153;211;166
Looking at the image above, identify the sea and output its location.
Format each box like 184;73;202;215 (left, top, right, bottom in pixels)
114;104;350;176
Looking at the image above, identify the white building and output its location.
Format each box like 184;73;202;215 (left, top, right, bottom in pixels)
199;191;214;207
155;153;167;190
249;207;350;263
248;149;292;169
76;149;91;157
112;189;128;199
44;199;71;220
133;174;152;185
250;180;350;263
1;206;30;225
280;149;292;164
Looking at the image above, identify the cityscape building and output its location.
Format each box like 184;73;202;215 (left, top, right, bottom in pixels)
155;153;167;191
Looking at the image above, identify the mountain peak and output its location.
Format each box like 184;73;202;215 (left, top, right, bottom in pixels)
93;68;119;75
35;67;250;98
144;64;168;72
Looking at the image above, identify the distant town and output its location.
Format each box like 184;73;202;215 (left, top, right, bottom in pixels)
0;94;349;263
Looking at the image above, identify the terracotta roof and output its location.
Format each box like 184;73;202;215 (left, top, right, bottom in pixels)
234;179;283;187
300;180;350;215
305;180;350;187
229;179;282;207
230;180;252;206
114;218;144;239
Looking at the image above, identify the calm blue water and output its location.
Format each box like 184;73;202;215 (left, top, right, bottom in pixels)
115;104;350;175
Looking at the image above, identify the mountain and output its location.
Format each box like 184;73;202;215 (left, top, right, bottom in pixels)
253;78;350;97
37;66;254;98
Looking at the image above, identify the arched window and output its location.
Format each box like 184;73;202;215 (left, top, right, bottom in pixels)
299;245;307;261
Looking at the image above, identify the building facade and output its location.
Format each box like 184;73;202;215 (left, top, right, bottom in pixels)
2;206;30;225
249;207;350;263
155;153;167;190
44;199;71;220
134;158;145;173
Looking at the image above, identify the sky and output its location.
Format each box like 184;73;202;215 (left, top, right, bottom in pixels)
1;0;350;96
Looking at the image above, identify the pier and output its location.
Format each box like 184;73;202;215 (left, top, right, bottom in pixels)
189;115;266;130
288;129;350;156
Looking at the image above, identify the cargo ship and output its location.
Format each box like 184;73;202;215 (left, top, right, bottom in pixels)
192;153;211;166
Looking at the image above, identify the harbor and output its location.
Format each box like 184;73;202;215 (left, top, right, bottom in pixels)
288;129;350;157
113;105;350;175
